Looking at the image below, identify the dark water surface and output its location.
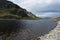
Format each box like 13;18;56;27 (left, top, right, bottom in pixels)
0;20;57;40
15;20;57;40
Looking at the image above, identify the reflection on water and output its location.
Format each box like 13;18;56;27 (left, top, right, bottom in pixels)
0;20;57;40
0;20;20;34
16;20;57;40
0;20;21;40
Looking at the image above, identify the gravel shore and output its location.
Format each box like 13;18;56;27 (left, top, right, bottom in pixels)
40;21;60;40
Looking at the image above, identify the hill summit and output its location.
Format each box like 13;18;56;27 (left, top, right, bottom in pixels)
0;0;37;19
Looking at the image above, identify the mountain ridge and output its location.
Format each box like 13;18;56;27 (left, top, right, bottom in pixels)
0;0;37;19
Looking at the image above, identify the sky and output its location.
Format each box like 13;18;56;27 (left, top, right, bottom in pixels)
8;0;60;18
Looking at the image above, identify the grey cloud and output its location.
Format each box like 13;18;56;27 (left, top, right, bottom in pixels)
9;0;60;17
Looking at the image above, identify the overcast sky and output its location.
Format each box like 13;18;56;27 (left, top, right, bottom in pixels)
8;0;60;17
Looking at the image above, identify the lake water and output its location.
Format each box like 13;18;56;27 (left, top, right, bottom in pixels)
15;20;57;40
0;20;57;40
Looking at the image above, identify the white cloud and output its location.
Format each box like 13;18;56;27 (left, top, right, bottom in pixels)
8;0;53;11
36;13;53;17
36;12;60;17
8;0;60;17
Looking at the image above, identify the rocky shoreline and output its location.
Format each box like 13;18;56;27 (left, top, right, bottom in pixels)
40;21;60;40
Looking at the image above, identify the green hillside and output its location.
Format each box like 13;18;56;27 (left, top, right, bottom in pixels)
0;0;37;19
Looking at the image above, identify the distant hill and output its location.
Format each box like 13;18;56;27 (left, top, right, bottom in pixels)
0;0;37;19
55;17;60;21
